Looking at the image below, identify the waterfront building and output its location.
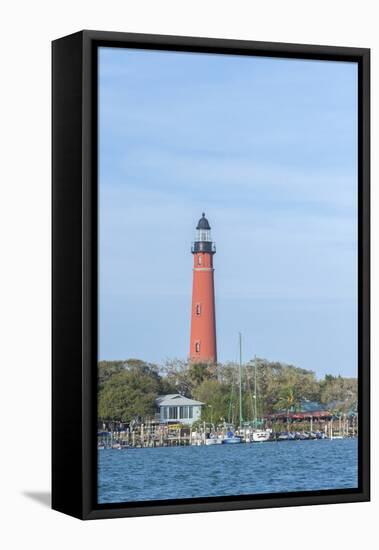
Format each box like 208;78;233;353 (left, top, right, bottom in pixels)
189;213;217;363
156;394;204;425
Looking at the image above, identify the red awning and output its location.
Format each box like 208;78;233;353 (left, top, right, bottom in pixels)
267;411;332;420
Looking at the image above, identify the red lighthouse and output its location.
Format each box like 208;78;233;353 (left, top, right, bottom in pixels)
190;213;217;364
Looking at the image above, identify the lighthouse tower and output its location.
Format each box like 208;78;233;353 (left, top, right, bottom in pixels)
190;213;217;364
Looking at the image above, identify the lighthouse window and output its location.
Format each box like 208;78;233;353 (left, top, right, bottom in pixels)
195;303;201;316
198;255;202;265
196;228;212;242
195;342;200;353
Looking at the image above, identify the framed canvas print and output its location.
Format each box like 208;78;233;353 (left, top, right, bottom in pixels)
52;30;370;519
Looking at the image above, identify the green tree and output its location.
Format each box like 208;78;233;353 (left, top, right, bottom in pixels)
319;375;357;413
97;356;358;425
188;362;214;386
98;362;160;422
161;359;193;396
98;360;125;388
249;360;280;415
192;379;230;425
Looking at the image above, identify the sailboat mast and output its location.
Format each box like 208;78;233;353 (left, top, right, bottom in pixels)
254;354;258;429
239;332;243;427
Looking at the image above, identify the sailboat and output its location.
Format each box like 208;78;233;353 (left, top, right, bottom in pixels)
222;334;271;443
222;334;244;444
251;356;271;442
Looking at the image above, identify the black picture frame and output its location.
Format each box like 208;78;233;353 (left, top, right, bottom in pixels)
52;30;370;520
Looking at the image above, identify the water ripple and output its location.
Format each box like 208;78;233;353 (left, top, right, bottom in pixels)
98;438;358;504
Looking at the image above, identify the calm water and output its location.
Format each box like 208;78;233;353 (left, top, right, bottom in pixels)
98;438;358;504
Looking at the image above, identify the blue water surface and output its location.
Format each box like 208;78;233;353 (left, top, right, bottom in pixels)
98;438;358;504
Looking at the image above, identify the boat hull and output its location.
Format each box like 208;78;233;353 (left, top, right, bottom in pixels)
252;431;271;442
223;437;242;444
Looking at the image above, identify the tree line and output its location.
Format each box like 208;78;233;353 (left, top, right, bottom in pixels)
98;358;357;424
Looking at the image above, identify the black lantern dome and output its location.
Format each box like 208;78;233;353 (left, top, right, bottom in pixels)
196;213;211;230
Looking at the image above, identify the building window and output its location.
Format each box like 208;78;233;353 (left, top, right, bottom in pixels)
179;406;189;419
168;406;177;420
189;406;193;419
195;303;201;316
198;255;202;265
195;341;200;353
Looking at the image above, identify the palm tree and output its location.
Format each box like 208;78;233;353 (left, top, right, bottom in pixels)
276;386;299;431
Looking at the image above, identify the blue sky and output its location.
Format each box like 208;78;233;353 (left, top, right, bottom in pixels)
98;47;358;379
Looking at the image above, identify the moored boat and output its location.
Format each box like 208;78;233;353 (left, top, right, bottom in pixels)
251;430;271;442
205;435;223;445
223;431;242;444
277;431;296;441
295;432;310;440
